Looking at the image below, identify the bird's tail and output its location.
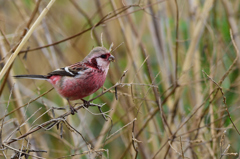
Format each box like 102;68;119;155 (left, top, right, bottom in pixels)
14;75;49;80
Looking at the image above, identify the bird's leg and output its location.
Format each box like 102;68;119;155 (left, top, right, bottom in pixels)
81;99;90;108
67;99;77;115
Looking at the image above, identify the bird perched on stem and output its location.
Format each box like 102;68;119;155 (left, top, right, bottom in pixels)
15;46;115;115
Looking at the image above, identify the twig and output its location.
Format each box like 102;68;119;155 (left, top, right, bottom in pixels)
168;141;181;156
202;71;240;135
0;88;54;121
220;130;226;156
110;42;124;53
54;149;107;159
82;103;110;121
0;84;15;147
88;83;121;103
3;144;46;159
180;137;184;158
220;143;238;159
132;121;139;159
106;118;136;140
63;120;89;146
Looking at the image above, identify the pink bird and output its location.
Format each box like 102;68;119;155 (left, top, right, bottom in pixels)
15;47;115;115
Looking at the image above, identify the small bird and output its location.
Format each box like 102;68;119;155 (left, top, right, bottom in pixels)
15;47;115;115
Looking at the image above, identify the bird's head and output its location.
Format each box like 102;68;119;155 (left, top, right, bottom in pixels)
83;47;115;71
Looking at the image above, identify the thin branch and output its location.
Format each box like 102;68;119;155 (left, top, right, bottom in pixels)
106;118;136;140
202;71;240;135
0;84;15;147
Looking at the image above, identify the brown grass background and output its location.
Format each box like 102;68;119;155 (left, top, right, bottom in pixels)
0;0;240;158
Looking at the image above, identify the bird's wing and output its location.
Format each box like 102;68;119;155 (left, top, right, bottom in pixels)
48;64;89;77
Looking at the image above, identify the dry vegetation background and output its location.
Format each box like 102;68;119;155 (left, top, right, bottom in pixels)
0;0;240;158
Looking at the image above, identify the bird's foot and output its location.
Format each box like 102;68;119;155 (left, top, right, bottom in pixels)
70;105;77;115
67;99;77;115
82;99;90;108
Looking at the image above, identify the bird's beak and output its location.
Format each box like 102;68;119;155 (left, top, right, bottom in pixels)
108;55;115;62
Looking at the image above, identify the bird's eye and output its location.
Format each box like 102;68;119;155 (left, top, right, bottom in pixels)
100;54;107;59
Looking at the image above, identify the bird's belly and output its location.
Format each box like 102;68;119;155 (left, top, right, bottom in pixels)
55;73;106;100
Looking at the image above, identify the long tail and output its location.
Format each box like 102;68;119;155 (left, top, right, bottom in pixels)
14;75;49;80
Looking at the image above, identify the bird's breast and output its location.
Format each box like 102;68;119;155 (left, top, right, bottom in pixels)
50;71;107;100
